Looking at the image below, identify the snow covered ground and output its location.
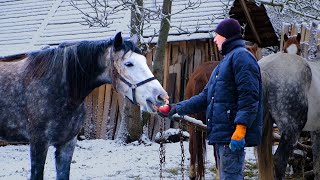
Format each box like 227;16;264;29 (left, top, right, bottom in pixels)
0;139;258;180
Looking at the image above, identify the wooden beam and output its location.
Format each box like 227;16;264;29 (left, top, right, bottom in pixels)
239;0;261;45
172;114;207;132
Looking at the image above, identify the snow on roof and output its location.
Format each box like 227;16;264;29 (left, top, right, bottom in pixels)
0;0;232;56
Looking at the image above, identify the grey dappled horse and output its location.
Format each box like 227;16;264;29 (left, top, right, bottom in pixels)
257;53;320;180
0;32;168;180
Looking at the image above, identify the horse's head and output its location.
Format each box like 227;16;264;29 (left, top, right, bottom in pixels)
108;32;168;112
283;33;301;55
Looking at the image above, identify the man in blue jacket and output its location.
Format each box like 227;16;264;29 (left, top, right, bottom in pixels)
161;18;263;179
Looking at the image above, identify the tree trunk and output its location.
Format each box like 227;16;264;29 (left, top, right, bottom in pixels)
153;0;172;85
116;0;144;143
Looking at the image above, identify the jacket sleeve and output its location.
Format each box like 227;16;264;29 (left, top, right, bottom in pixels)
232;51;261;127
175;83;208;115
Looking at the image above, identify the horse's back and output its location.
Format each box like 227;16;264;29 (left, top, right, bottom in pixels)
259;53;312;130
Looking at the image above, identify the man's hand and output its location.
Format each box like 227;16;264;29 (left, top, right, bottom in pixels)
229;124;246;151
157;104;176;117
167;104;176;116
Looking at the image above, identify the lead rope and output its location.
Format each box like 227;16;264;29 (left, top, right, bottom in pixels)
179;118;185;179
159;117;166;180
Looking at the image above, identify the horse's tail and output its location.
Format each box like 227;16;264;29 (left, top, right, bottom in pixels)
257;72;274;180
188;114;207;179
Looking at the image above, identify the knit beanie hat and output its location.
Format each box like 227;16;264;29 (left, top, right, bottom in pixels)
214;18;241;39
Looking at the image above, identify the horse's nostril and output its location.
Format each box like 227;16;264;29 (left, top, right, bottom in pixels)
156;93;169;105
157;94;164;102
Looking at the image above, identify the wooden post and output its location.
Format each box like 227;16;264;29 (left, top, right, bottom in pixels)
280;23;291;52
307;22;318;61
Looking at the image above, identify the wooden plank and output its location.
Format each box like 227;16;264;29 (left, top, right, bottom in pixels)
239;0;261;45
95;85;106;138
301;42;309;59
194;48;202;70
187;41;195;75
280;23;291;52
180;41;187;56
291;23;298;36
91;87;100;139
107;90;119;139
146;114;156;140
300;23;307;42
209;39;214;61
152;115;160;140
114;94;123;140
213;42;220;61
100;85;112;139
304;27;311;43
168;73;177;104
174;63;182;102
204;42;209;62
172;114;206;132
171;45;179;64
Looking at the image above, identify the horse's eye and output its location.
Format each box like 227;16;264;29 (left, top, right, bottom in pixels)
125;62;134;67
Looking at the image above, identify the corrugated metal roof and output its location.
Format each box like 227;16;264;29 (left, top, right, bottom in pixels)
0;0;56;54
0;0;231;55
0;0;278;56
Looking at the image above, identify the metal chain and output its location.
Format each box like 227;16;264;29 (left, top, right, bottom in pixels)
159;117;166;180
179;118;185;180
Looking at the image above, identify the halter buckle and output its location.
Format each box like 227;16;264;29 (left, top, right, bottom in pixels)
131;84;137;89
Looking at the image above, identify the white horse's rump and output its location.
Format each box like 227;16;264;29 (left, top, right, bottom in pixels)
304;60;320;131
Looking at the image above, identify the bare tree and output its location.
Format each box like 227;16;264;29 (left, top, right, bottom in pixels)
255;0;320;33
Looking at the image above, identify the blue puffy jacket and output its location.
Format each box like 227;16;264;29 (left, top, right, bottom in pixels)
176;35;263;146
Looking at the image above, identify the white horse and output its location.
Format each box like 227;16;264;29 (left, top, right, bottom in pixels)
257;53;320;180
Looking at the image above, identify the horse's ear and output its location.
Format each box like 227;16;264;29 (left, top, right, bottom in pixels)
113;32;123;51
131;34;139;45
284;33;288;41
296;33;301;42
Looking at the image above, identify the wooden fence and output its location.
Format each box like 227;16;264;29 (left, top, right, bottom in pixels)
280;22;320;59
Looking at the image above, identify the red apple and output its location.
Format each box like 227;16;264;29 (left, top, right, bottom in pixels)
158;105;170;113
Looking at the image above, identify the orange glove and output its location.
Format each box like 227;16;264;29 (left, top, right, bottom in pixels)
230;124;247;151
231;124;247;140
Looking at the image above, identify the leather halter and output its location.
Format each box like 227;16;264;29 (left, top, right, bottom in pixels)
119;76;156;105
110;46;156;105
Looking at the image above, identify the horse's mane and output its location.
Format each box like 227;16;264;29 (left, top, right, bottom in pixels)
25;38;141;79
23;37;141;101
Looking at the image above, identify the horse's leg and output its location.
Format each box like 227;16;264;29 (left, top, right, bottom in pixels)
189;126;196;180
196;130;205;179
30;141;49;180
274;129;301;180
311;130;320;179
54;137;77;180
